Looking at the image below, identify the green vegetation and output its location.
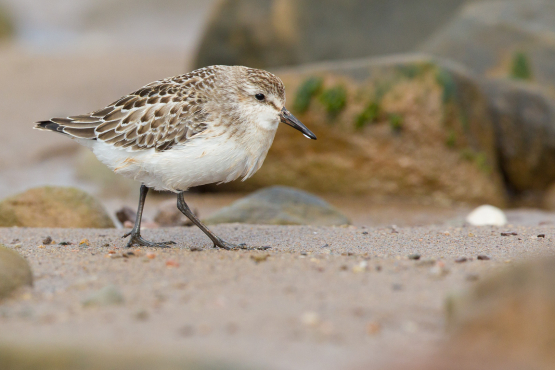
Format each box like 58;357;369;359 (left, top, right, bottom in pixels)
293;76;323;113
355;101;381;129
445;130;457;148
388;113;403;133
319;85;347;118
460;148;491;173
435;69;457;104
510;51;533;80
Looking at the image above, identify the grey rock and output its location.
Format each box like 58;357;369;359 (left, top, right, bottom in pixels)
0;245;33;299
420;0;555;94
194;0;469;69
154;199;194;227
82;285;124;307
203;186;350;226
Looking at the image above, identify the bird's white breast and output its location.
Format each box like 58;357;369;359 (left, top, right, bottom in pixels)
89;116;279;192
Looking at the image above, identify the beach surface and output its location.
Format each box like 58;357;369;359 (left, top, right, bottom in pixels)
1;222;554;370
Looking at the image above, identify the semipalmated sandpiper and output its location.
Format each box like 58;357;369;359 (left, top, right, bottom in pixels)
35;65;316;249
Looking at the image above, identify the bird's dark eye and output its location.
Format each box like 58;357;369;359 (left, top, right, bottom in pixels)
255;93;265;101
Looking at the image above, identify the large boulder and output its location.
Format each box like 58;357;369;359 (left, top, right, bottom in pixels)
443;256;555;369
203;186;350;226
0;245;33;299
202;54;506;206
194;0;469;69
482;79;555;205
0;186;115;228
420;0;555;95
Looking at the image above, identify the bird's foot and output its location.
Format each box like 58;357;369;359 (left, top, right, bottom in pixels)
213;240;271;251
123;232;176;248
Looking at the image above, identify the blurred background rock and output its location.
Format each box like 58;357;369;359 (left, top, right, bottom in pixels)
1;0;555;226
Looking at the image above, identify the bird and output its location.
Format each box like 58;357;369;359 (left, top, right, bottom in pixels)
34;65;317;250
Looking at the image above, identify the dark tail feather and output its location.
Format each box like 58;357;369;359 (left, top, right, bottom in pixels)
35;120;66;134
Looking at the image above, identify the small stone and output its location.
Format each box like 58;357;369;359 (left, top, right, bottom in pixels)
38;245;45;249
301;311;320;327
166;260;179;268
13;244;22;249
477;255;490;261
408;253;421;260
146;252;156;259
82;285;124;307
58;241;72;246
466;274;479;281
366;321;381;335
115;206;136;225
538;234;546;238
500;232;518;236
123;221;134;228
250;254;270;263
190;246;202;252
466;205;507;226
134;309;149;321
42;236;52;245
79;239;90;246
0;245;33;299
300;251;308;256
352;260;368;273
455;257;468;263
362;231;368;235
430;261;449;277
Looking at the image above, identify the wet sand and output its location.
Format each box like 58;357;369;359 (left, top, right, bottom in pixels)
1;224;554;369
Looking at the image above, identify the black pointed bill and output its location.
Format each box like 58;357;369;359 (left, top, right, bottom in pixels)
280;108;317;140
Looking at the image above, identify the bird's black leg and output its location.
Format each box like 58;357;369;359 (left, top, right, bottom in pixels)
123;184;176;248
177;192;246;250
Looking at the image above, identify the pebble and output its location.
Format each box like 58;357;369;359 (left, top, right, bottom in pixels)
455;257;468;263
82;285;124;307
538;234;546;238
477;255;490;261
352;261;368;273
408;253;421;260
429;261;449;277
466;205;507;226
165;260;179;268
190;247;203;252
250;254;270;263
301;311;320;327
79;239;90;246
146;253;156;259
42;236;52;245
366;322;381;335
500;232;518;236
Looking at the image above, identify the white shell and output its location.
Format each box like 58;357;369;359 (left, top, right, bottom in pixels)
466;205;507;226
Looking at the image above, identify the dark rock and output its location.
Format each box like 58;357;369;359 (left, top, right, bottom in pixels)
408;254;421;260
455;257;468;263
203;186;350;226
195;0;469;69
154;199;195;227
483;79;555;203
0;244;33;299
116;206;136;224
477;255;491;261
0;186;114;228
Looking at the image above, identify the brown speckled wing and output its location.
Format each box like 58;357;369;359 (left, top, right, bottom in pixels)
37;66;220;152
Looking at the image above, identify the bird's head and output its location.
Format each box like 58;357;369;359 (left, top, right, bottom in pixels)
233;67;317;140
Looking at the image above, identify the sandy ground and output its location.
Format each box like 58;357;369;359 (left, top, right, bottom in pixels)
1;223;554;370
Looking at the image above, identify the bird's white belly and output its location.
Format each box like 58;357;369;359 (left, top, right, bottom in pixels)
89;128;275;192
